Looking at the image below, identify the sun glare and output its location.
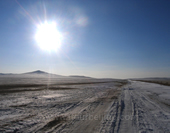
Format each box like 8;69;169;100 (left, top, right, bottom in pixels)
35;21;63;51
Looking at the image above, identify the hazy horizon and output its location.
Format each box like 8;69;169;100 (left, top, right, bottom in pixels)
0;0;170;78
1;69;170;79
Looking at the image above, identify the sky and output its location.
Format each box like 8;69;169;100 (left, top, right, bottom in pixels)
0;0;170;79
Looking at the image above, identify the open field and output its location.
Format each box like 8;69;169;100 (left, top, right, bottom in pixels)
0;76;170;133
133;78;170;86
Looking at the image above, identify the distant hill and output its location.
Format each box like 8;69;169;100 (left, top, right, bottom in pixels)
24;70;48;74
22;70;65;78
130;77;170;80
0;73;13;75
69;75;92;79
0;70;64;78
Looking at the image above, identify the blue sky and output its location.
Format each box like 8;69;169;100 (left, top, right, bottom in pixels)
0;0;170;78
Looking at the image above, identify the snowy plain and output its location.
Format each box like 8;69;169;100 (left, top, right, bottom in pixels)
0;74;170;133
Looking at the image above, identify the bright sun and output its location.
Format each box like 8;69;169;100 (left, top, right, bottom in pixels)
35;21;62;51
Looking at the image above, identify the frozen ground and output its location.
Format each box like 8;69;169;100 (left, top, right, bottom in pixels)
0;78;170;133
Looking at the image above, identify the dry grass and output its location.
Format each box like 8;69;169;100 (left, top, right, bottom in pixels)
134;80;170;86
48;87;77;90
114;80;128;87
0;80;127;94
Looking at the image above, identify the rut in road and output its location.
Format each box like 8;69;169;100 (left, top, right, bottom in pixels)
116;82;170;133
